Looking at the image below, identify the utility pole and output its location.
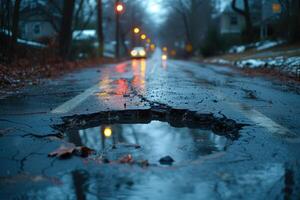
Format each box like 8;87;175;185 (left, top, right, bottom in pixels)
97;0;104;57
115;0;124;59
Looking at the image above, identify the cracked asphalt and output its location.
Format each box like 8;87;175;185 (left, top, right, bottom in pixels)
0;50;300;199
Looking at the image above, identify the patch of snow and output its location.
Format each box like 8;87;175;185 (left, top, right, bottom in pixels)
256;40;284;51
235;56;300;77
17;38;46;48
228;40;286;54
236;59;266;69
73;30;97;40
229;46;246;53
1;29;46;48
208;58;232;65
0;29;12;36
103;52;115;58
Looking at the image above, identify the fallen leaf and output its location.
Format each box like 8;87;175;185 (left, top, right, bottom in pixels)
48;143;76;158
119;154;133;164
49;143;95;159
75;146;95;157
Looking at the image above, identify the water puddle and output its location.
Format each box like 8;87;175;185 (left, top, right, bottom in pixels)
67;121;231;165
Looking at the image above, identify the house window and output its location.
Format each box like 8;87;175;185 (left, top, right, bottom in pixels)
33;23;41;35
230;16;238;25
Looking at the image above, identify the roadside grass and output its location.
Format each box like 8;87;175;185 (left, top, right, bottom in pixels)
208;43;300;62
0;57;120;93
197;43;300;83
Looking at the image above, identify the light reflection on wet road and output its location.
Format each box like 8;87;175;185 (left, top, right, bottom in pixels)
0;49;300;199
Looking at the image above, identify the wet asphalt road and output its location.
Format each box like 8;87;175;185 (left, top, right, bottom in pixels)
0;50;300;199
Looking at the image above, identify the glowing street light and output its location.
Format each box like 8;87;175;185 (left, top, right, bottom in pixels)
150;44;155;51
133;27;140;34
141;34;146;40
115;2;125;14
103;127;112;138
185;44;193;53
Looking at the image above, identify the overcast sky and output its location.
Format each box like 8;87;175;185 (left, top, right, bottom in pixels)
144;0;168;24
143;0;231;24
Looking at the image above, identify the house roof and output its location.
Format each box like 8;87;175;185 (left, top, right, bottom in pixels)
20;0;61;20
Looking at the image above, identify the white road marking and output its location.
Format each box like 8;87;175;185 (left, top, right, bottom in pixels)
215;92;295;137
51;84;100;114
52;53;162;114
171;60;295;137
53;56;294;139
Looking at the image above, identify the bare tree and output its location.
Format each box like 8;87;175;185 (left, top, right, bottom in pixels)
59;0;75;59
231;0;253;42
277;0;300;41
9;0;22;62
168;0;201;47
165;0;212;54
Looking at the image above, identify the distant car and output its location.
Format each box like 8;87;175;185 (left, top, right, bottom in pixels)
161;53;168;60
130;47;147;58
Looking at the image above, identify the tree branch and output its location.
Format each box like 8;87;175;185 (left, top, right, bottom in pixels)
231;0;245;16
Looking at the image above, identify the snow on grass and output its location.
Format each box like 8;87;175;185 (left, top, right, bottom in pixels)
228;40;285;54
208;56;300;78
17;38;46;48
1;29;46;48
236;56;300;77
208;58;232;65
73;30;97;40
236;59;266;68
256;40;285;51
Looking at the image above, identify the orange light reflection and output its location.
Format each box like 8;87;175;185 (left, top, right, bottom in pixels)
131;59;146;94
116;63;127;73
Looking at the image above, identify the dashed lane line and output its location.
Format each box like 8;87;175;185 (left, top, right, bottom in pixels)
51;84;100;114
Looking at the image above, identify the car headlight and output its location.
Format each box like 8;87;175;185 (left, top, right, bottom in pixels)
139;50;146;56
131;50;137;56
162;54;167;60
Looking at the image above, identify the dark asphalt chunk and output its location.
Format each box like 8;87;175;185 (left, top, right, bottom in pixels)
242;89;258;99
58;107;244;140
159;156;175;165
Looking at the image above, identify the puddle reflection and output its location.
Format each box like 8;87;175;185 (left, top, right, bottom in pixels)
162;60;168;70
97;60;147;104
69;121;230;164
131;59;146;94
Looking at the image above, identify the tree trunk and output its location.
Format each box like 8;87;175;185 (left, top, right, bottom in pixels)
243;0;253;40
231;0;254;42
120;27;128;55
9;0;21;62
115;0;120;59
59;0;75;59
182;13;192;46
97;0;104;57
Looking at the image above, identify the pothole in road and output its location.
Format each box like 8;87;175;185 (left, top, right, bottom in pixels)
53;107;246;165
67;121;231;165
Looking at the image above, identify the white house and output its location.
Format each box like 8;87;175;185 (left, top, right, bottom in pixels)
19;0;62;42
218;1;245;35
